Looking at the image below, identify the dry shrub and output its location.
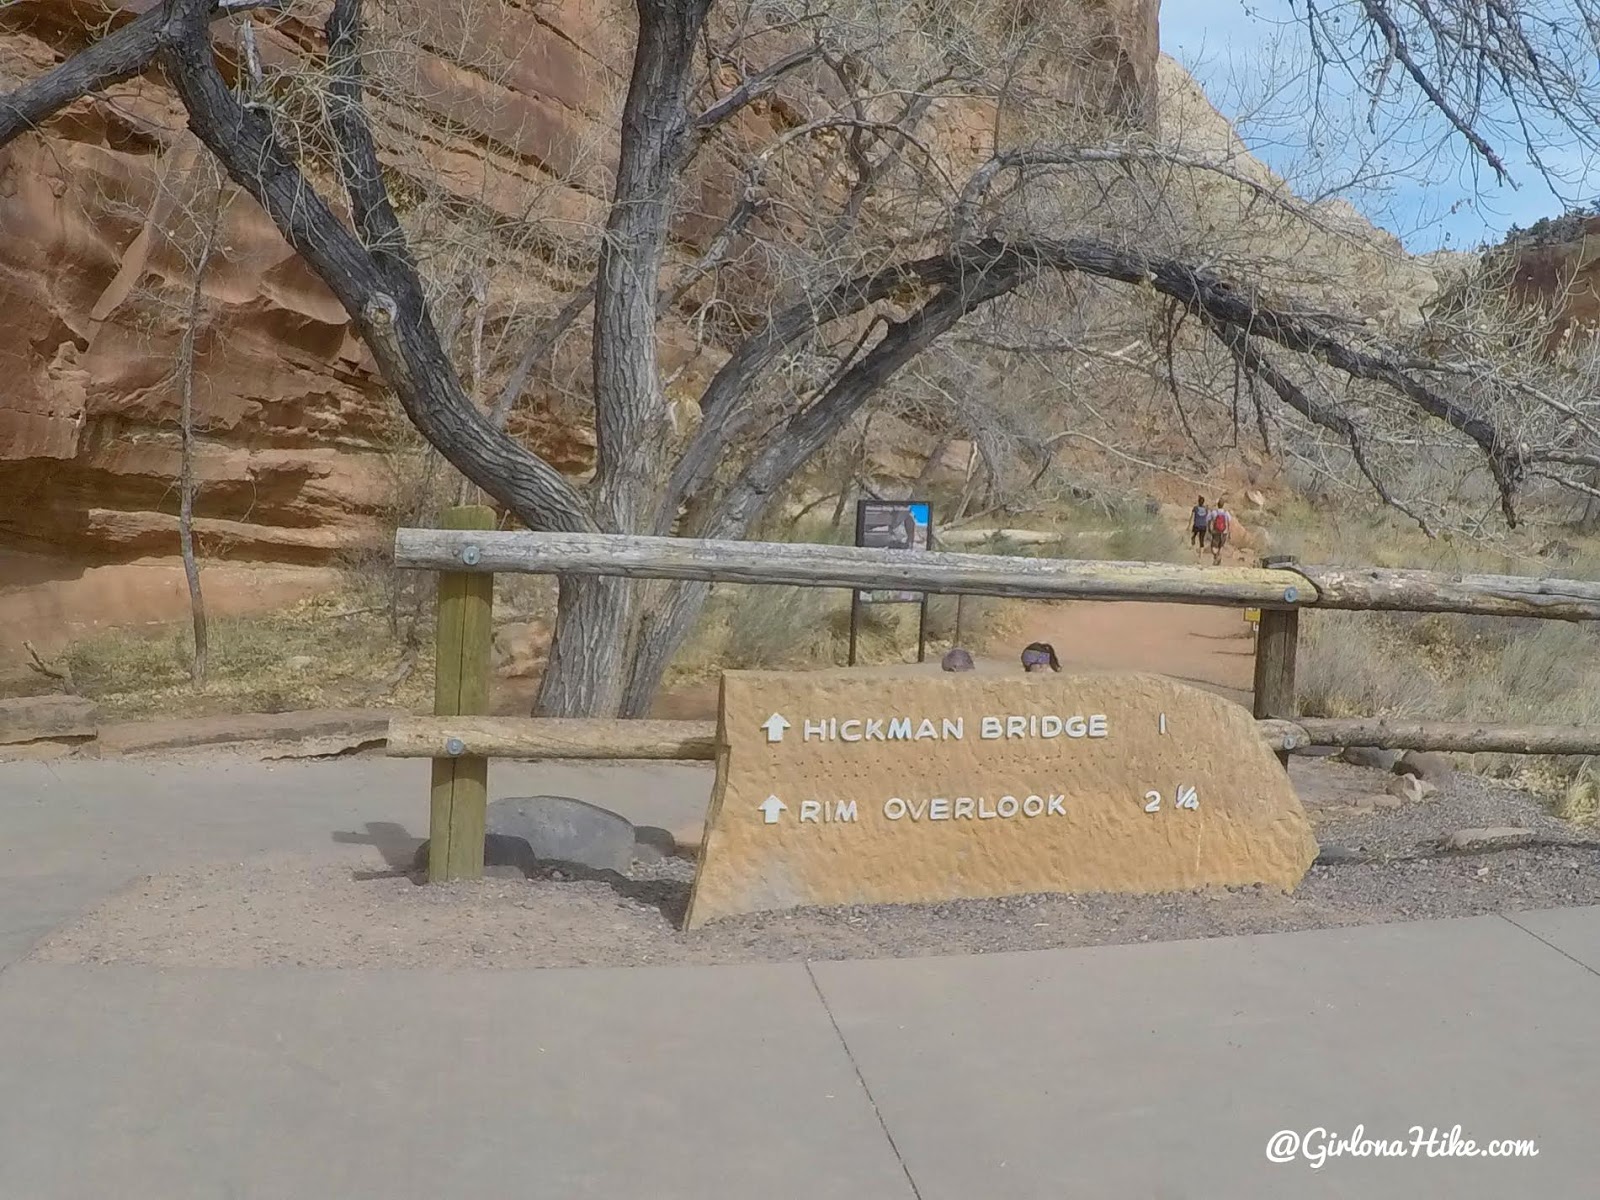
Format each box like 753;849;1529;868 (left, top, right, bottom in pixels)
62;597;433;719
1296;612;1438;719
1298;608;1600;796
922;593;1001;646
670;581;1007;679
1099;517;1186;563
336;419;462;646
723;586;848;670
669;585;844;679
1554;769;1600;826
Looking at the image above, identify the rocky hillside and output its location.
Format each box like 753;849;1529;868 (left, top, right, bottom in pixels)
1152;53;1437;323
1500;213;1600;344
1;0;632;567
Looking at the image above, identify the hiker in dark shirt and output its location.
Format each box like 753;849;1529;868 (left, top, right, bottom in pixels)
1190;496;1210;549
1021;642;1061;673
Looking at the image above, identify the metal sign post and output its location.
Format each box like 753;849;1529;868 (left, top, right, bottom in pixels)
849;499;932;666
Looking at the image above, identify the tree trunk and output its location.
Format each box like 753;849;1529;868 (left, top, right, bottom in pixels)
615;272;1028;712
533;0;712;718
176;176;223;685
178;460;208;684
590;0;713;535
454;272;489;507
535;574;637;716
619;577;711;717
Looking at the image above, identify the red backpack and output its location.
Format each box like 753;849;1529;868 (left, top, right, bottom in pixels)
1209;509;1229;534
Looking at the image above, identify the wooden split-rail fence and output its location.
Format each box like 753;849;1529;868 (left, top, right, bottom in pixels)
393;506;1600;879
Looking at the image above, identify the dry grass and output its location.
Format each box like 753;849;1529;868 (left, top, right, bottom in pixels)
1297;609;1600;805
1553;771;1600;825
669;585;959;679
1253;491;1600;809
956;498;1189;565
62;596;433;720
1257;490;1600;576
43;496;1198;716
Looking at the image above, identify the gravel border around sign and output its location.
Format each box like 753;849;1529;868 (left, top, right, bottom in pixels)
29;772;1600;970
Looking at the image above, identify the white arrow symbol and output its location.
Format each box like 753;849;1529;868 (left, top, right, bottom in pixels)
761;713;791;743
758;795;788;824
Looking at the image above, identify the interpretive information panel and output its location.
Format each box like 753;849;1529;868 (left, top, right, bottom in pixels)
685;670;1319;926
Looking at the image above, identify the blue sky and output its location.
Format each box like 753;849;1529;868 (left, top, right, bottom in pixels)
1162;1;1599;250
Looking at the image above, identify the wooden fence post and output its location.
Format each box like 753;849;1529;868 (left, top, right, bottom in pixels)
1253;554;1300;768
429;504;496;881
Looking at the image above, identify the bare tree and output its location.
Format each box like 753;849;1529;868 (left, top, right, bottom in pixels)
4;0;1598;718
1305;1;1600;191
173;174;225;684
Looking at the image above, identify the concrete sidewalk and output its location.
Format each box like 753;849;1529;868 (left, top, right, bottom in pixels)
0;912;1595;1198
3;758;1599;1197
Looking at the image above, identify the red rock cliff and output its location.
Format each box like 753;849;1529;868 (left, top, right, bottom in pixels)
1502;215;1600;345
0;0;1161;575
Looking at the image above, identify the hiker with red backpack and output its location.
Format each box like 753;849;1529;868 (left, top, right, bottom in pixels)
1206;499;1232;565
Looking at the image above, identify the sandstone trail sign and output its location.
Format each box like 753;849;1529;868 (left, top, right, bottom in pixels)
684;670;1319;927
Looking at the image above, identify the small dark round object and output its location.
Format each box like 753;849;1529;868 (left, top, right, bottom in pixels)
1021;642;1061;672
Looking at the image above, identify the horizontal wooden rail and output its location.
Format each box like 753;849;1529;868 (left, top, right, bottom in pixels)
1289;717;1600;755
388;716;720;760
390;715;1600;760
393;530;1600;620
1291;565;1600;621
397;530;1312;607
390;716;1308;759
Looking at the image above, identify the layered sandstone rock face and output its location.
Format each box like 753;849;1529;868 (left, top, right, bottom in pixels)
0;0;1162;584
1503;215;1600;344
0;0;628;568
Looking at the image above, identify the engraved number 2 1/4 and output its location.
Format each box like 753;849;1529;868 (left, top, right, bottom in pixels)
1145;785;1198;812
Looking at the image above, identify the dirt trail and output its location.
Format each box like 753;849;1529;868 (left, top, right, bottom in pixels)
994;600;1256;701
644;598;1258;720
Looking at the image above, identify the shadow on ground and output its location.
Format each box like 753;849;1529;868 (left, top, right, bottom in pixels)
331;821;691;923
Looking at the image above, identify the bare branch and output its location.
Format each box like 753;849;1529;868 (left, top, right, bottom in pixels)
490;41;816;432
489;282;596;431
692;44;819;137
159;0;594;533
23;641;72;687
1355;0;1511;181
0;1;279;151
324;0;416;282
704;258;1035;538
1209;319;1436;535
953;145;1329;243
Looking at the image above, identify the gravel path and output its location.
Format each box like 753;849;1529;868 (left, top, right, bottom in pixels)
30;764;1600;970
